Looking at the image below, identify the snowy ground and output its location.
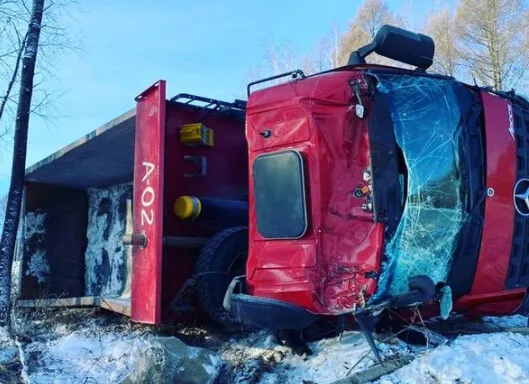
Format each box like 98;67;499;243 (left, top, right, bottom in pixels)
380;332;529;384
24;328;150;383
220;329;413;383
0;309;528;383
0;310;153;383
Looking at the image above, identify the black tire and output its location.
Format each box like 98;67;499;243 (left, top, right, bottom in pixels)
195;226;248;327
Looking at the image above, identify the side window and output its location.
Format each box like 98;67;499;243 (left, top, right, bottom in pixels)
253;150;308;239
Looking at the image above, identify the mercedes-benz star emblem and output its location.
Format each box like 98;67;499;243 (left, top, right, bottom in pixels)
514;178;529;216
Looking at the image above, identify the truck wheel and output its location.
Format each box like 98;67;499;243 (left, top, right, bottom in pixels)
195;226;248;327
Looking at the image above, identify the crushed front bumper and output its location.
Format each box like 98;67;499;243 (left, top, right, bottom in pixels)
223;277;318;329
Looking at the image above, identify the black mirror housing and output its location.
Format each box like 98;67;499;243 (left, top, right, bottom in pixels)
348;25;435;70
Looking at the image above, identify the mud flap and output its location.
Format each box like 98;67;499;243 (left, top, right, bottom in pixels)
130;81;167;324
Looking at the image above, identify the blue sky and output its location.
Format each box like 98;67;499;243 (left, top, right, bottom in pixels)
0;0;438;193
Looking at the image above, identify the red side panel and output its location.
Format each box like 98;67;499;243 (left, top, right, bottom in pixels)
245;71;383;315
131;81;166;324
160;102;247;320
456;91;524;315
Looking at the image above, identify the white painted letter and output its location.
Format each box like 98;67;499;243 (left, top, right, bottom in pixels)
142;162;155;183
141;186;155;207
141;209;154;226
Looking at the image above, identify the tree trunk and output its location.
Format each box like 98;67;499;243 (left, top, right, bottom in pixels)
0;0;45;327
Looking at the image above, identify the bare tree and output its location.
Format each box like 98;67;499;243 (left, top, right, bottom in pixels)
303;26;343;72
0;0;77;136
425;8;461;77
397;0;419;32
456;0;529;90
0;1;29;137
337;0;403;66
246;31;339;92
246;24;348;94
243;38;303;91
0;34;26;129
0;0;45;327
247;1;406;86
256;38;301;75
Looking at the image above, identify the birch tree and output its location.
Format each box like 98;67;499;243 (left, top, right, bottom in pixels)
247;27;344;91
425;8;461;77
303;26;343;72
456;0;529;90
337;0;403;66
0;0;45;327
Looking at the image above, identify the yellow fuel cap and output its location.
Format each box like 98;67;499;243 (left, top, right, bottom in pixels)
173;196;202;220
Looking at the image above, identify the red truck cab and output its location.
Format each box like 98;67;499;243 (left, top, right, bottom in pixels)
225;25;529;330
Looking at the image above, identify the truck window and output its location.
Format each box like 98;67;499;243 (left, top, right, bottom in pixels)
370;73;472;300
253;150;308;239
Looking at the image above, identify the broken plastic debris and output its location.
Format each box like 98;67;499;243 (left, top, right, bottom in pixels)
440;285;453;320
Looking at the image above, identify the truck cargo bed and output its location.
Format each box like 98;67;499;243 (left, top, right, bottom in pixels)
17;81;248;325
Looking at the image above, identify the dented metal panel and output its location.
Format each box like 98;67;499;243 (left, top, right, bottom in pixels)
246;71;383;315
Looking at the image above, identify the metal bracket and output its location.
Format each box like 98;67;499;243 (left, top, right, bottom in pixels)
170;93;246;122
247;69;306;97
350;80;366;119
122;232;147;248
223;275;245;312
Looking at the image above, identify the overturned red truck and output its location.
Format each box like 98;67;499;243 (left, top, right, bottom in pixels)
17;26;529;334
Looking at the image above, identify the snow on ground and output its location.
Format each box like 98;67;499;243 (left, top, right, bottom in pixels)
25;327;151;383
1;312;529;383
482;314;528;328
0;311;158;384
221;315;529;384
380;332;529;384
375;315;529;384
259;331;411;383
0;326;17;363
221;329;416;383
0;326;12;344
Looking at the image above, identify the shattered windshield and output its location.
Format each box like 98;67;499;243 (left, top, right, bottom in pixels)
370;73;470;301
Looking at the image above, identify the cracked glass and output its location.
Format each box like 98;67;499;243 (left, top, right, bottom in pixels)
370;74;470;301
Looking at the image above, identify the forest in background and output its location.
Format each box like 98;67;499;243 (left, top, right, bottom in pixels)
250;0;529;92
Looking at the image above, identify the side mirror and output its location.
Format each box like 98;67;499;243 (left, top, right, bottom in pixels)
348;25;435;70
